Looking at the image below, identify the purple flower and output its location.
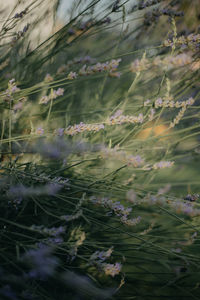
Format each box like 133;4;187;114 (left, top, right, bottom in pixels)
68;28;75;35
55;128;64;136
55;88;64;96
23;247;59;280
45;183;62;195
23;24;29;33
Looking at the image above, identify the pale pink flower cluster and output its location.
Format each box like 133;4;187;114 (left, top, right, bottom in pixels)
130;57;149;72
148;108;155;121
144;99;150;106
155;97;195;109
53;110;145;138
66;59;122;79
90;247;113;262
140;222;155;235
162;53;192;67
163;34;200;50
39;88;64;104
101;147;145;167
168;98;195;128
3;78;20;101
44;73;54;82
132;53;195;74
88;247;122;277
152;161;174;169
108;110;144;125
103;262;122;277
90;196;132;218
13;97;27;112
90;196;141;227
153;96;195;128
67;71;78;80
79;59;121;78
65;122;104;136
171;202;200;217
57;56;96;74
139;194;200;218
53;111;144;137
169;106;187;128
8;78;20;93
109;71;121;78
35;127;44;135
79;59;121;75
121;215;142;226
153;53;193;69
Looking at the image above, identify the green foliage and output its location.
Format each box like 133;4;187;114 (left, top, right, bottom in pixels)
0;1;200;299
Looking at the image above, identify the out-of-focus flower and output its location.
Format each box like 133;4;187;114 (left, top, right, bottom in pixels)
7;183;62;199
152;161;174;169
60;209;82;222
39;225;66;236
67;71;78;80
101;147;145;167
39;95;49;104
103;262;122;277
55;87;64;96
44;73;53;82
13;97;27;112
157;184;171;195
61;270;114;298
3;78;20;101
130;54;149;73
22;247;59;280
126;189;137;203
109;71;121;78
144;99;150;106
90;247;113;263
35;127;44;135
121;216;142;226
39;88;64;104
54;128;65;136
148;108;155;121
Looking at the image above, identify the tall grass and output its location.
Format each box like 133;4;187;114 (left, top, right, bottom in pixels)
0;1;200;299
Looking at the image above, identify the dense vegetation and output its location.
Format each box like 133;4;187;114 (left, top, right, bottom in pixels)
0;1;200;299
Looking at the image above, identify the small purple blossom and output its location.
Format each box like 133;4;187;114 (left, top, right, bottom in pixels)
55;128;64;136
90;247;113;263
90;196;133;218
35;127;44;135
7;182;62;199
68;28;75;35
46;183;62;195
55;88;64;96
67;71;77;80
103;262;122;277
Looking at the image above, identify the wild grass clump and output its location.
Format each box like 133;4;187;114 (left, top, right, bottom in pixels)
0;0;200;299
